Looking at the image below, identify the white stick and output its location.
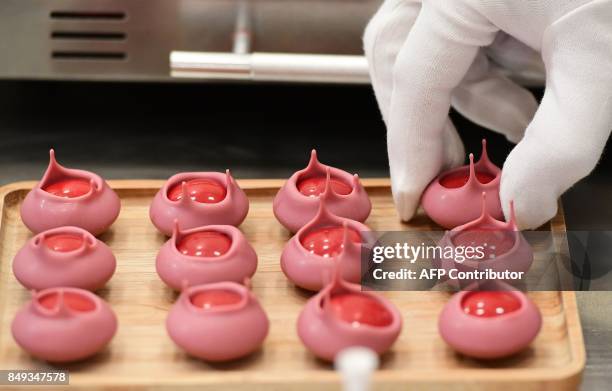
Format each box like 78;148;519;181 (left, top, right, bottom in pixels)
334;347;379;391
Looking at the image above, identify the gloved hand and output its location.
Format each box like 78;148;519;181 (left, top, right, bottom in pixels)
364;0;612;229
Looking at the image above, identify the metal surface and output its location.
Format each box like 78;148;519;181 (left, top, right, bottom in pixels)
0;0;545;85
171;0;370;84
0;0;379;81
0;0;180;80
232;0;252;55
168;1;543;84
171;52;370;84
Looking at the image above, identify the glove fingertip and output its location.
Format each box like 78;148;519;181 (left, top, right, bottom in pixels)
392;189;420;223
500;179;558;230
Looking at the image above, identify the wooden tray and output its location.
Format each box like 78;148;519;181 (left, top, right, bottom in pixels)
0;179;585;390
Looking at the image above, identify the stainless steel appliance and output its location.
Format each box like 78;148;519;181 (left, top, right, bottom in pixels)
0;0;379;83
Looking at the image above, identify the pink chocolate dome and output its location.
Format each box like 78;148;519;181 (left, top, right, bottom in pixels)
297;273;402;361
435;194;533;289
273;150;371;233
166;282;269;361
422;140;502;229
150;170;249;236
20;150;121;235
11;287;117;362
281;203;370;291
13;226;116;291
438;284;541;359
156;222;257;290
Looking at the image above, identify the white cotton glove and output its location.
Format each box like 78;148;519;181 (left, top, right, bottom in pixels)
364;0;612;229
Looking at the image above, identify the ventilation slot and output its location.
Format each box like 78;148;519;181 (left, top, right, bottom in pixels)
50;11;126;20
49;10;128;62
52;51;126;60
51;31;126;41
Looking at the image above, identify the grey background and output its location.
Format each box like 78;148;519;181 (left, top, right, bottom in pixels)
0;81;610;389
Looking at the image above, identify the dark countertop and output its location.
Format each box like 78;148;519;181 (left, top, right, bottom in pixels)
0;80;610;389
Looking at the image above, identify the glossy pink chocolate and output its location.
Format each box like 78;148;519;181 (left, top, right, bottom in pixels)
166;282;269;361
436;194;533;289
20;150;121;235
273;150;371;233
462;291;521;317
12;226;116;291
281;203;370;291
156;222;257;290
422;140;502;229
11;287;117;362
150;170;249;236
167;178;226;203
297;274;402;362
438;285;541;359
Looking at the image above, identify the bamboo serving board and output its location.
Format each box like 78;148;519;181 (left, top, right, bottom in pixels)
0;179;585;390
